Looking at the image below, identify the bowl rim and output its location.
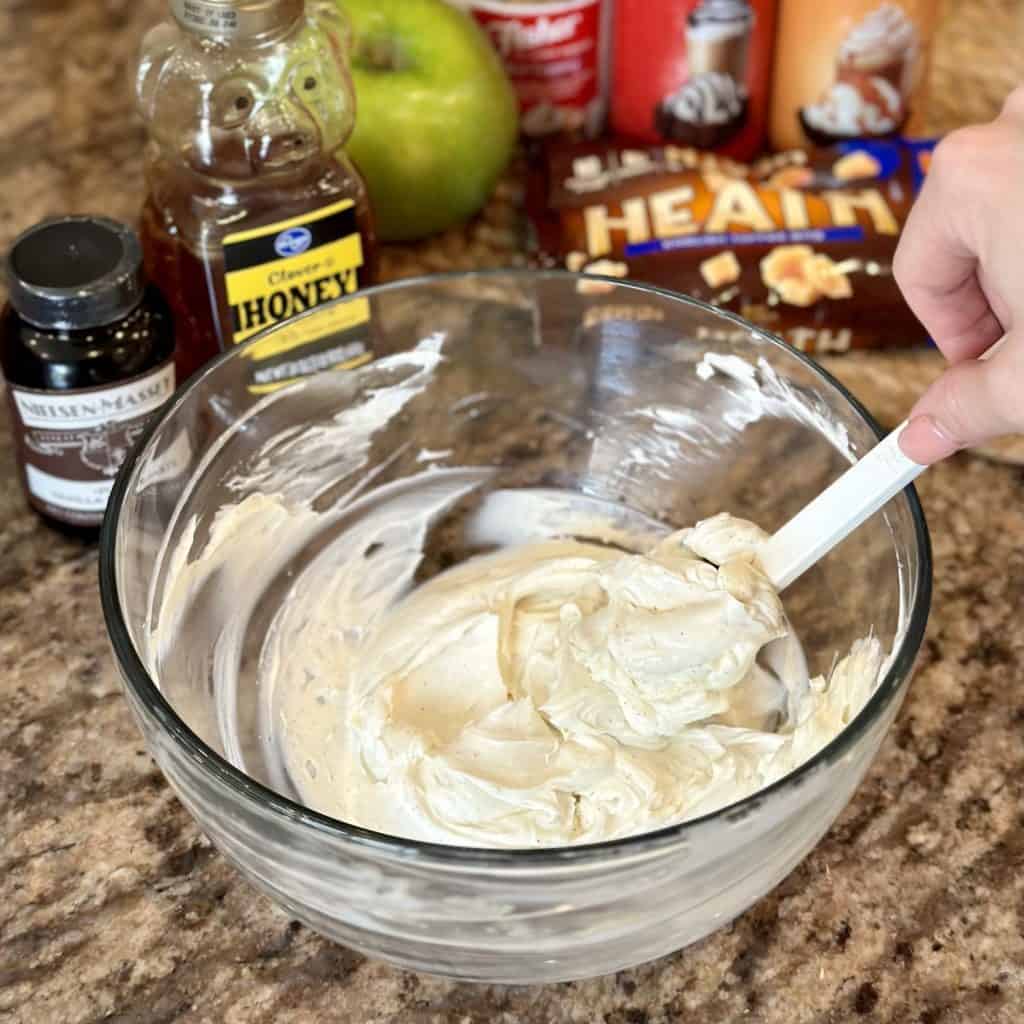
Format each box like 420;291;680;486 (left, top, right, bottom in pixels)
99;268;932;866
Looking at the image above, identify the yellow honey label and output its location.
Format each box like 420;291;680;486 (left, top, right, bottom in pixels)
246;348;372;396
222;198;371;391
244;297;371;362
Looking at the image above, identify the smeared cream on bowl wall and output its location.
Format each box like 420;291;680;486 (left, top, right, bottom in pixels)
149;344;896;848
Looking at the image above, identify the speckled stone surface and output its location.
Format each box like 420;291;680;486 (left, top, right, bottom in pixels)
2;2;1024;1022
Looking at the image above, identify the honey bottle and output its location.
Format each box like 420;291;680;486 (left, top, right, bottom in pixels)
136;0;377;385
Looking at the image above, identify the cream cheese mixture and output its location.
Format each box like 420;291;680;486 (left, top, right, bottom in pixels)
269;510;883;847
149;345;891;850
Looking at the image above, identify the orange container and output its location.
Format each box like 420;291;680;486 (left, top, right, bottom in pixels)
770;0;941;151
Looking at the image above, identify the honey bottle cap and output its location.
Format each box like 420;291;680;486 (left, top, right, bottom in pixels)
170;0;304;41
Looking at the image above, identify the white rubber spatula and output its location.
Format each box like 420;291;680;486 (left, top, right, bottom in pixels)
757;419;923;591
759;340;1003;590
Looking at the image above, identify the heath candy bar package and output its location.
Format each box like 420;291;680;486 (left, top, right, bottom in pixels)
528;136;936;354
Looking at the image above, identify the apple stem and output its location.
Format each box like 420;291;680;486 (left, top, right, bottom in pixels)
361;34;403;72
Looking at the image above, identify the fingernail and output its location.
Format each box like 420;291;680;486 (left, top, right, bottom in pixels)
899;415;962;464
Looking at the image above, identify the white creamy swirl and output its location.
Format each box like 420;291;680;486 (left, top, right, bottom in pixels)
273;511;883;847
839;3;918;71
666;71;747;126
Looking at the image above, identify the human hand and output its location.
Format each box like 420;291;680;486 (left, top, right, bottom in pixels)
894;88;1024;464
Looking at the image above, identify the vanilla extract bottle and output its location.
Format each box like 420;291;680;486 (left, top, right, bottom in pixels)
1;217;176;537
136;0;377;386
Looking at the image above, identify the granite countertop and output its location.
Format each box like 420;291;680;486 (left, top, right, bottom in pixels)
2;2;1024;1022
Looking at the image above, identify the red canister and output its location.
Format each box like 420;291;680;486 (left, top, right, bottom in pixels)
611;0;777;159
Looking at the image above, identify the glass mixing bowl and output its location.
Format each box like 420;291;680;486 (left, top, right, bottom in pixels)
99;271;930;983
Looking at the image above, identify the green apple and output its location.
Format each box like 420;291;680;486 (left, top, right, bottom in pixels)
339;0;518;242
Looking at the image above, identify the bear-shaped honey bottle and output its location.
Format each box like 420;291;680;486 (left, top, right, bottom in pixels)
137;0;376;383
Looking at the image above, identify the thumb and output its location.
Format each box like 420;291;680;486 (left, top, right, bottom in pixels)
898;338;1022;464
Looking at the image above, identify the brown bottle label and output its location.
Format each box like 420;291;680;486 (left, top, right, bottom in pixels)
6;360;175;526
223;198;371;394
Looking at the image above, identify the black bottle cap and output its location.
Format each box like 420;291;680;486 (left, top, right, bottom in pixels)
5;216;145;331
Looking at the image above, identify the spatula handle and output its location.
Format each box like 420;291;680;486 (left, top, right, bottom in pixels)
758;419;923;592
